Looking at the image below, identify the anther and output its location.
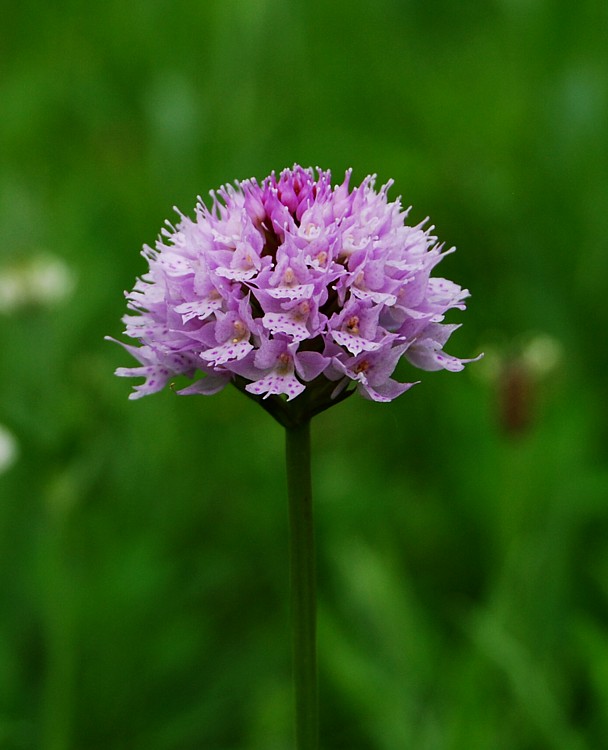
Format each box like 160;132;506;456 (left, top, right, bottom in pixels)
232;320;247;342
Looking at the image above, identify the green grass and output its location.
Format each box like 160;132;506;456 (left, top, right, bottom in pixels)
1;1;607;748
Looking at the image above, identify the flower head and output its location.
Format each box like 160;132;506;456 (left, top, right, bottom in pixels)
108;166;480;424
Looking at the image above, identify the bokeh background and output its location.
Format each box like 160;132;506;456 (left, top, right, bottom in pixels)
1;1;607;748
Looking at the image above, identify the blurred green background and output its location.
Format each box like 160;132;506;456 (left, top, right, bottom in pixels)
1;1;607;748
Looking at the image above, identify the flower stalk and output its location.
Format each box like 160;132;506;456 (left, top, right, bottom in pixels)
108;163;482;749
285;418;318;750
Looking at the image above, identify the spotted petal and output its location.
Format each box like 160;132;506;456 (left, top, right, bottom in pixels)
245;370;305;401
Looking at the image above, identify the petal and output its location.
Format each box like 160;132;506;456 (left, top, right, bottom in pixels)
413;322;461;347
245;370;305;401
330;377;350;399
200;340;253;366
351;287;397;306
177;373;231;395
294;350;330;381
215;266;257;281
105;336;153;366
175;298;222;323
253;337;287;369
331;330;382;356
266;283;315;301
358;378;417;402
364;343;410;385
406;341;483;372
157;252;193;277
262;312;309;341
114;364;172;399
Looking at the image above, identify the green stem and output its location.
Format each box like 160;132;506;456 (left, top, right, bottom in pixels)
285;419;318;750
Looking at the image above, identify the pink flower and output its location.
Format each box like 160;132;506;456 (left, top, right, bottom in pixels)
108;166;480;421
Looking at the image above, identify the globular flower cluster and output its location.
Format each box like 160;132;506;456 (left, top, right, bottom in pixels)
109;166;479;418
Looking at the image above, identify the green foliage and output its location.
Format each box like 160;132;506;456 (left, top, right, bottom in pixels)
1;1;607;748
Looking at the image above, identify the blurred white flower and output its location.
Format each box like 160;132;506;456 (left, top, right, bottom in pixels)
474;332;563;383
0;254;75;313
521;334;563;377
0;424;18;474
